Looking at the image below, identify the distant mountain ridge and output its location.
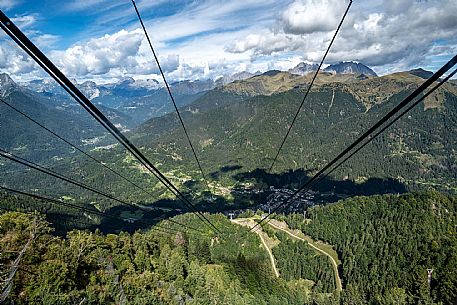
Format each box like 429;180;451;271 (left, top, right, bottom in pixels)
17;76;217;126
1;66;457;204
0;73;17;90
17;61;378;101
3;61;441;131
215;71;259;86
127;68;457;198
407;68;434;79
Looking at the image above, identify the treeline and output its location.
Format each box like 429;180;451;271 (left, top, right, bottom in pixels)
285;191;457;304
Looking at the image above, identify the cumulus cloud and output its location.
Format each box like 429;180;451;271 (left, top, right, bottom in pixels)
226;30;332;58
226;32;297;54
281;0;347;34
0;44;37;75
330;0;457;71
52;29;144;76
226;0;457;74
3;0;456;82
49;29;179;78
1;0;282;82
1;26;180;82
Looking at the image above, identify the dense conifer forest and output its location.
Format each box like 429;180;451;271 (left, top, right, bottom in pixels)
1;192;456;304
286;192;457;304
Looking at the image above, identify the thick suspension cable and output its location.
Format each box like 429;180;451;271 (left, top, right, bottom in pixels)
131;0;213;197
317;68;457;188
0;11;221;235
0;14;220;235
0;22;175;209
262;68;457;224
251;54;457;232
268;0;352;173
0;96;155;198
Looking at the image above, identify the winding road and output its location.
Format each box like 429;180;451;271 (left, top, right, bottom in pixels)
231;218;279;278
231;217;342;291
267;221;342;291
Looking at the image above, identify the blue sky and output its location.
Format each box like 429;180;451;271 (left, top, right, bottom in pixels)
1;0;456;82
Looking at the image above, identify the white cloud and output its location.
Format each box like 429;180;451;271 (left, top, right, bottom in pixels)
62;0;125;13
0;0;17;11
226;0;457;74
62;0;167;14
281;0;347;34
6;0;280;82
47;29;179;78
3;0;456;82
0;43;37;75
34;34;60;48
6;14;61;49
11;14;38;29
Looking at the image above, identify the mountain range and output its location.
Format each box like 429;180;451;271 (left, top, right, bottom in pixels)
1;61;456;305
129;67;457;199
1;63;456;210
1;62;456;206
13;61;376;127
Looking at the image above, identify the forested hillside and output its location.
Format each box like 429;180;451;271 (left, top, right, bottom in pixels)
137;80;457;195
1;192;455;304
1;71;456;217
0;74;122;163
285;191;457;304
0;210;331;304
271;230;336;293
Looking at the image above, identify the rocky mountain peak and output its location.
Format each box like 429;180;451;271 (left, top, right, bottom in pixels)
288;62;319;75
0;73;16;89
323;61;377;76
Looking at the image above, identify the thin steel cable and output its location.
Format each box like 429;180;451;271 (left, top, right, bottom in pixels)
0;151;207;235
0;13;222;235
0;32;206;234
0;148;137;207
0;20;193;226
131;0;213;197
0;96;155;198
0;17;220;235
0;185;117;219
0;185;201;236
251;54;457;232
262;68;457;225
268;1;353;173
314;68;457;189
